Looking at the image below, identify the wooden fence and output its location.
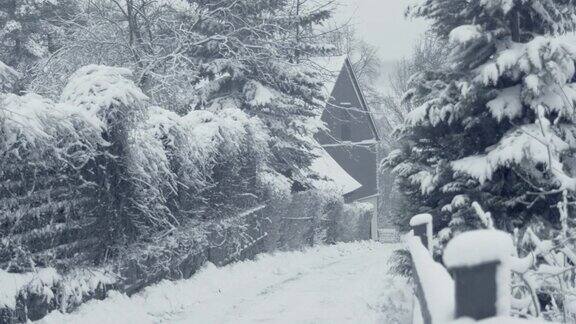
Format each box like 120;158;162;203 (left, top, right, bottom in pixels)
407;214;550;324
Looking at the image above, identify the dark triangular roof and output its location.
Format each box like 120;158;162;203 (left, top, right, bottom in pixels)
310;56;381;141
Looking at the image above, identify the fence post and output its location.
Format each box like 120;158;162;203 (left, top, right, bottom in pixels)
443;230;513;321
409;214;434;324
410;214;432;251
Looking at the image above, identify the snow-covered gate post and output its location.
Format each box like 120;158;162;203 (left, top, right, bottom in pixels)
410;214;432;251
409;214;433;324
407;214;455;324
443;230;513;321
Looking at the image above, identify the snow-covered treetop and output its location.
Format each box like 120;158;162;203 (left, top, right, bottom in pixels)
406;1;576;127
410;0;576;40
407;36;576;127
401;0;576;199
61;65;148;127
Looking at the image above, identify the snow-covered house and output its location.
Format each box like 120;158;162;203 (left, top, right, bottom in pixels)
310;56;381;240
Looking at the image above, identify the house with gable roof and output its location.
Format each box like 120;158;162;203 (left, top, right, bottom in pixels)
309;55;381;240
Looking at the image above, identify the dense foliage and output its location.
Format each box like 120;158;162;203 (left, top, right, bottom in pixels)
0;1;377;321
386;0;576;242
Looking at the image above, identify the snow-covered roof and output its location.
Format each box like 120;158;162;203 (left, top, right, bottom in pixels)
310;146;362;195
308;55;347;99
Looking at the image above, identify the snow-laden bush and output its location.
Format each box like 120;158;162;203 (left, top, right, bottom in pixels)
144;104;272;221
0;267;116;322
0;59;331;322
0;60;284;266
0;91;105;272
61;65;148;129
108;105;277;291
126;122;177;234
504;195;576;322
274;188;373;250
58;64;160;258
336;202;374;242
431;200;576;322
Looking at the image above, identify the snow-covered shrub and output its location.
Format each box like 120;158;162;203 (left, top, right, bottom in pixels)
0;90;105;271
257;170;293;252
61;65;147;121
1;64;170;271
144;104;272;223
505;195;576;322
0;267;115;322
0;268;60;322
113;204;271;293
92;103;275;292
125;123;178;234
336;202;374;243
441;199;576;322
54;268;117;313
177;107;271;219
60;65;162;255
276;189;343;250
271;189;375;251
112;222;210;294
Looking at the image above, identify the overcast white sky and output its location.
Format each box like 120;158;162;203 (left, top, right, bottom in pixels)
335;0;428;62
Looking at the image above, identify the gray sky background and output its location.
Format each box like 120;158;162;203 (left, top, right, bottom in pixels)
335;0;428;62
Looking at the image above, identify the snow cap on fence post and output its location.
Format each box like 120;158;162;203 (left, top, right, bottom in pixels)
410;214;433;251
443;229;514;321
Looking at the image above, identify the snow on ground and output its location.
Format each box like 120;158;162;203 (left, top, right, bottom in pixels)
38;241;410;324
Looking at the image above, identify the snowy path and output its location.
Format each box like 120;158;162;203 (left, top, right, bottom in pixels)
39;241;411;324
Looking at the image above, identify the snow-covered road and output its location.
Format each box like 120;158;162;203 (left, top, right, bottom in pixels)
39;241;411;324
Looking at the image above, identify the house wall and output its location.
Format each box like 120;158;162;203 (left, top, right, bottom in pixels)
315;61;379;202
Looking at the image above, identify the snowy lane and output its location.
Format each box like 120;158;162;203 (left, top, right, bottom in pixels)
176;243;407;324
39;242;411;324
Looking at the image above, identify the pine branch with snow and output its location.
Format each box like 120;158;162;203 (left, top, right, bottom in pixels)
387;0;576;239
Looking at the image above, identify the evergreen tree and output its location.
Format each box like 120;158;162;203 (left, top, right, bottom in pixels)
0;0;77;88
188;0;333;190
283;0;335;61
386;0;576;241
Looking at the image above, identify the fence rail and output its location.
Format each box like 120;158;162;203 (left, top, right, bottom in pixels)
407;214;550;324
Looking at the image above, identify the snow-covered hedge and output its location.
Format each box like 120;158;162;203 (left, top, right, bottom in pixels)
0;60;341;322
0;268;115;322
336;202;374;242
